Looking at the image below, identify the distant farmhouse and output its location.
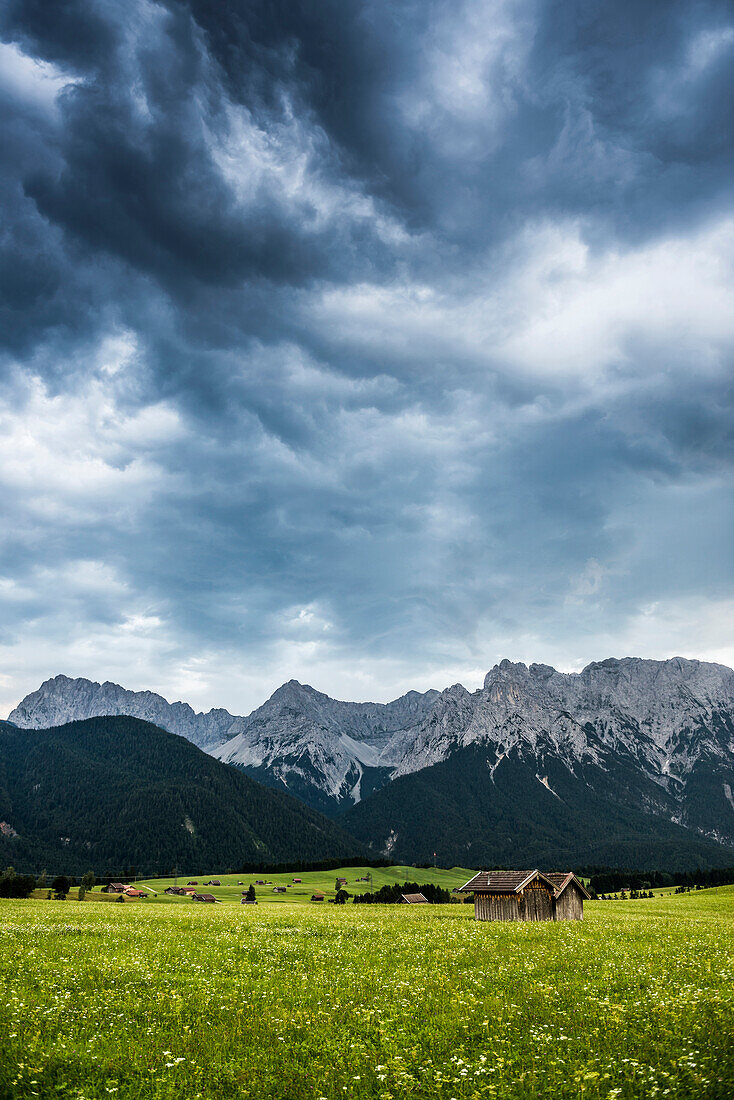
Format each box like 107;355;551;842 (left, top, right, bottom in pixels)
459;870;590;921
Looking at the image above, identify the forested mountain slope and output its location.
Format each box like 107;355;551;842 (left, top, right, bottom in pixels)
0;716;361;875
341;740;734;871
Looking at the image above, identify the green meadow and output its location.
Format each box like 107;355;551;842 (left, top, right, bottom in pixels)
135;864;475;904
1;887;732;1100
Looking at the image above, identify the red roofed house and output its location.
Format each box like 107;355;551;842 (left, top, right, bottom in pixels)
310;893;325;902
458;870;590;922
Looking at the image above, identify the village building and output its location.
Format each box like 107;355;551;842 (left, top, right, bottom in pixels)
124;888;146;898
192;892;219;903
400;892;428;904
310;892;325;902
105;882;127;893
458;870;590;921
273;886;286;893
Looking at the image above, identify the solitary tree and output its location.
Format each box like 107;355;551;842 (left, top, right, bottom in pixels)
52;875;70;899
246;884;256;902
81;870;95;892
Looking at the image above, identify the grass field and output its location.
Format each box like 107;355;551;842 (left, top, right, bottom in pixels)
0;888;732;1100
134;864;476;904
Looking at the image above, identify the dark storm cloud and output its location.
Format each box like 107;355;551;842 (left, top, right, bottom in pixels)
1;0;733;713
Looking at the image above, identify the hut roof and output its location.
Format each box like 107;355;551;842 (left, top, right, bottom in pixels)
400;893;428;904
192;892;218;902
543;872;592;900
458;870;554;894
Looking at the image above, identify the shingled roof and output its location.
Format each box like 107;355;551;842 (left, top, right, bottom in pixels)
458;870;554;894
543;872;592;900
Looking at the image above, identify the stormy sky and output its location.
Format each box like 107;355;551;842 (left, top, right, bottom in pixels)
1;0;733;717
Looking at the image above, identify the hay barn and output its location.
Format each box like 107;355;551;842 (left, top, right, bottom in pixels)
459;870;590;921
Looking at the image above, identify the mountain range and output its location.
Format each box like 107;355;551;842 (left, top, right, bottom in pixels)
8;657;734;870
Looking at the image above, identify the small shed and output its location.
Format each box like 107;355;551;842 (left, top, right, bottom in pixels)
544;872;591;920
124;888;146;898
400;893;428;904
187;881;198;886
107;882;127;893
311;892;325;902
192;892;218;903
292;877;302;883
458;870;589;921
273;886;286;894
241;896;258;905
165;886;185;895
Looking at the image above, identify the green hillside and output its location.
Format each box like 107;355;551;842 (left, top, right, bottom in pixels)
0;716;362;875
134;863;476;905
341;741;734;871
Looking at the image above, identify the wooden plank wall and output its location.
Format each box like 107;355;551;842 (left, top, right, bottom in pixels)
474;894;521;921
474;884;554;922
553;884;584;921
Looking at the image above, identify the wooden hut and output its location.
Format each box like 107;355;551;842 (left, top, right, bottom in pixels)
458;870;589;921
544;872;591;920
310;892;325;902
192;892;218;903
400;892;428;904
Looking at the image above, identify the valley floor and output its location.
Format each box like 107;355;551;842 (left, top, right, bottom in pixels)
0;889;732;1099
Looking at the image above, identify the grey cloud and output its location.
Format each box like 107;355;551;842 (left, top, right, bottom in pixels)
0;0;733;712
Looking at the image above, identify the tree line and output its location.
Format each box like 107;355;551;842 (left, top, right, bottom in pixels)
352;881;454;904
0;867;95;899
588;866;734;895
